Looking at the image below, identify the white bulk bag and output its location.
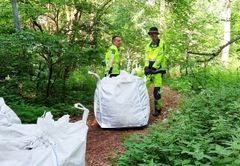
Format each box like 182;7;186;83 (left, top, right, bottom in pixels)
0;100;89;166
90;71;150;128
0;97;21;126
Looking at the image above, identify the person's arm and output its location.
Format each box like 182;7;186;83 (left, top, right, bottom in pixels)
144;51;150;68
108;49;116;74
152;42;167;74
153;43;166;70
144;46;152;75
109;50;115;67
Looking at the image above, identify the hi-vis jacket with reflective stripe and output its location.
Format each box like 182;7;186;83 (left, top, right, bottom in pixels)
105;45;120;75
144;39;166;70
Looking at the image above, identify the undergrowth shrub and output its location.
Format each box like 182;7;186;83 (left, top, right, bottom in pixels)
116;68;240;165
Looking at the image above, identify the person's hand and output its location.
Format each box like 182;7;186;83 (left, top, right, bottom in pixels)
108;67;113;75
144;67;152;75
151;67;157;72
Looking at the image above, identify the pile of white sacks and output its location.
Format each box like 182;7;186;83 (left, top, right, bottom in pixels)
0;97;88;166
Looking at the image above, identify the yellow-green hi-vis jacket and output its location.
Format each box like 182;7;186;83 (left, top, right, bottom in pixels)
145;39;166;87
105;45;120;75
145;39;166;69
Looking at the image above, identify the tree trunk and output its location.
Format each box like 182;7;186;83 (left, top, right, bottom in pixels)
46;64;53;98
35;63;43;97
221;0;231;66
159;0;166;33
62;68;69;103
32;19;43;32
11;0;21;32
126;48;132;72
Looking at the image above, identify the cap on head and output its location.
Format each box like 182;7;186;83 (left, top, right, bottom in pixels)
148;27;159;35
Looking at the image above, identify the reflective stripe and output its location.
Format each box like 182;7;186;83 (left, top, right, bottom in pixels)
145;60;157;63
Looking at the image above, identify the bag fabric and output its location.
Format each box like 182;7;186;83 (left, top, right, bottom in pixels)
94;71;150;128
0;97;21;126
0;99;88;166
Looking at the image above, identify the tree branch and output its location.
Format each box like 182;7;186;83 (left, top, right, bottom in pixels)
32;19;43;32
187;51;215;56
196;56;217;63
188;34;240;62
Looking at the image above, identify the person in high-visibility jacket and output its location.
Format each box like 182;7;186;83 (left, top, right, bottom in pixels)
144;27;167;116
105;36;122;77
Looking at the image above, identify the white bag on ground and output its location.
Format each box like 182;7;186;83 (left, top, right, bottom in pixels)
0;97;21;126
90;71;150;128
0;100;89;166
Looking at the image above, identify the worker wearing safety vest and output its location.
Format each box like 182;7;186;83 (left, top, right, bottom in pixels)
144;27;167;116
105;36;122;77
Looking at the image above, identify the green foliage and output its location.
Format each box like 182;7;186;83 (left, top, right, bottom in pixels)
167;66;240;93
230;0;240;62
0;0;110;123
0;0;239;141
8;102;78;124
0;1;15;34
66;67;96;108
116;68;240;165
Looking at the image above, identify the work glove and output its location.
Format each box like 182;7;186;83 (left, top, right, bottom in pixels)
108;67;113;75
144;67;152;75
151;67;157;72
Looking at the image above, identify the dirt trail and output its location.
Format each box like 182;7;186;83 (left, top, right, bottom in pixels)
83;86;181;166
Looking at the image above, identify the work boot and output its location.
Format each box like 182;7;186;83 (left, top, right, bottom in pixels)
152;109;161;116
